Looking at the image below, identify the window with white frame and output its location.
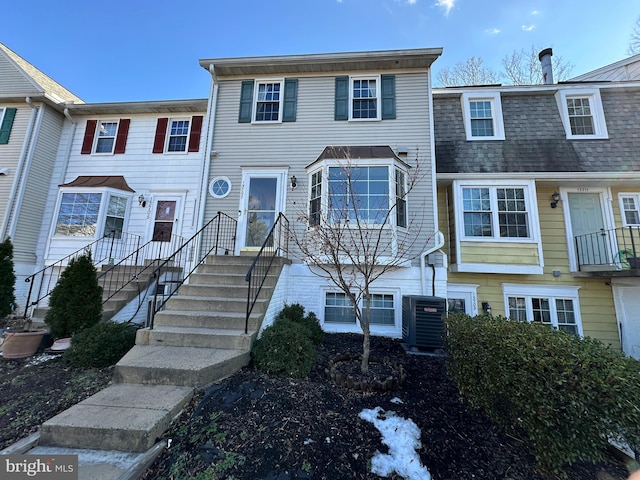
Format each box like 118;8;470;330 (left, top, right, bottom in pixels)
619;194;640;226
167;119;190;152
461;92;505;141
309;162;407;227
54;191;129;238
460;184;531;239
351;76;379;120
254;80;283;122
555;89;608;139
95;121;118;153
324;292;395;326
503;284;582;335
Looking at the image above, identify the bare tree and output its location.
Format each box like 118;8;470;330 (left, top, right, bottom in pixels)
436;56;500;87
289;148;436;373
630;15;640;55
435;46;574;87
502;46;574;85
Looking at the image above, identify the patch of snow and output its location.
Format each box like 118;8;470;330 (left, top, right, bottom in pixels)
390;397;404;404
325;437;331;444
303;438;314;445
27;353;57;366
359;406;430;480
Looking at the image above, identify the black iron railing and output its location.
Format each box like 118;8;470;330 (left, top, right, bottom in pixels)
148;212;237;327
23;231;141;318
575;226;640;270
97;231;184;304
245;213;289;334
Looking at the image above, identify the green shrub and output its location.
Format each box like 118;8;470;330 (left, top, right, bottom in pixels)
45;253;103;338
252;318;316;378
276;303;324;345
445;313;640;473
0;237;16;318
64;321;137;368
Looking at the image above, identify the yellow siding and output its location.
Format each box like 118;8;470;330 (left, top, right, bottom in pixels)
460;242;539;265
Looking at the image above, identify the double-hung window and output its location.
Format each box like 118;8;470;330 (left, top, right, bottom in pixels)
619;194;640;226
167;119;190;152
238;78;298;124
334;75;395;121
351;77;379;119
152;116;203;154
95;121;118;153
555;89;608;139
255;81;282;122
461;92;505;140
458;182;534;240
504;284;582;335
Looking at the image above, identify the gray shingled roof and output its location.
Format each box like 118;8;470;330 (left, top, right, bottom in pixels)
434;87;640;174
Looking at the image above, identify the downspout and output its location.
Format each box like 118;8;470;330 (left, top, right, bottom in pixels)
0;97;39;240
197;64;219;231
420;230;445;296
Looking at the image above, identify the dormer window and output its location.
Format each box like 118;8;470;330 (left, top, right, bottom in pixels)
555;89;608;140
461;92;505;141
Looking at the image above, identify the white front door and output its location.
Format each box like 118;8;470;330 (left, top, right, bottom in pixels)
238;170;287;251
567;191;612;267
613;283;640;360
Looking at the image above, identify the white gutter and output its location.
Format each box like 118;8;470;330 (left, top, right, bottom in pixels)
0;97;39;240
197;64;218;230
420;230;445;296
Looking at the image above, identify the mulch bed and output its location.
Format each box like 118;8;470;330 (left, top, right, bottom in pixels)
141;333;633;480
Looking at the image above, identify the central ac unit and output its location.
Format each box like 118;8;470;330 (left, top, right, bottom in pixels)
402;295;446;350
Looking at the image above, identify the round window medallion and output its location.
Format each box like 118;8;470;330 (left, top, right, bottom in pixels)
209;177;231;198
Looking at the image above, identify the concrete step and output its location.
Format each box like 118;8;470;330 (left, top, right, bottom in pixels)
188;271;278;287
113;345;251;388
39;383;193;452
164;295;268;314
143;326;255;350
179;282;274;299
152;309;261;330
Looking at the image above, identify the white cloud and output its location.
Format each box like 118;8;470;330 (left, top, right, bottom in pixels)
485;27;501;34
435;0;455;15
522;24;535;31
531;9;539;15
359;407;431;480
407;0;417;4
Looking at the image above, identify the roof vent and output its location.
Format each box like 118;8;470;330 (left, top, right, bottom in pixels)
538;48;554;85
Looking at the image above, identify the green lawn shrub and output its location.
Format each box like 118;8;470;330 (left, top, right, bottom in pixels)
252;318;316;378
45;253;103;338
0;237;16;318
65;321;137;368
275;303;324;345
445;313;640;474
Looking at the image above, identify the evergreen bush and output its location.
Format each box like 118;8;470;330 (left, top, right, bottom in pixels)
45;253;103;338
64;321;137;368
445;313;640;473
252;318;316;378
0;237;16;318
275;303;324;345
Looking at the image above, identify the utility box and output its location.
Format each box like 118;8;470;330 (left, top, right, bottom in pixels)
402;296;446;350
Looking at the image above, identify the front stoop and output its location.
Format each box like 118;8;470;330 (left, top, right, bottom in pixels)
32;254;288;460
39;384;193;452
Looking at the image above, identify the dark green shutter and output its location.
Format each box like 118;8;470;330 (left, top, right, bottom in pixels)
238;80;254;123
381;75;396;120
283;78;298;122
0;108;17;145
334;76;349;121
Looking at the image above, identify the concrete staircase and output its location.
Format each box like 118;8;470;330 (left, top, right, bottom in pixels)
38;254;288;453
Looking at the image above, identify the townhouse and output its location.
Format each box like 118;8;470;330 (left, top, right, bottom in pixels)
434;53;640;358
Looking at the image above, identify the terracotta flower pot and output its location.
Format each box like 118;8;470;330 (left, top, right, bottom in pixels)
2;330;47;359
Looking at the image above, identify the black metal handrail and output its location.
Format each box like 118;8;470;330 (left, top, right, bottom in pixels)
97;231;185;305
245;213;289;334
575;226;640;270
148;212;237;328
23;231;141;318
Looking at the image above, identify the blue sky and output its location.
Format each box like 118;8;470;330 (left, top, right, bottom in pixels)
2;0;637;103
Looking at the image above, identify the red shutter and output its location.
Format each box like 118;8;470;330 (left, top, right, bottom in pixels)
153;118;168;153
188;115;203;152
81;120;97;154
114;119;130;154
